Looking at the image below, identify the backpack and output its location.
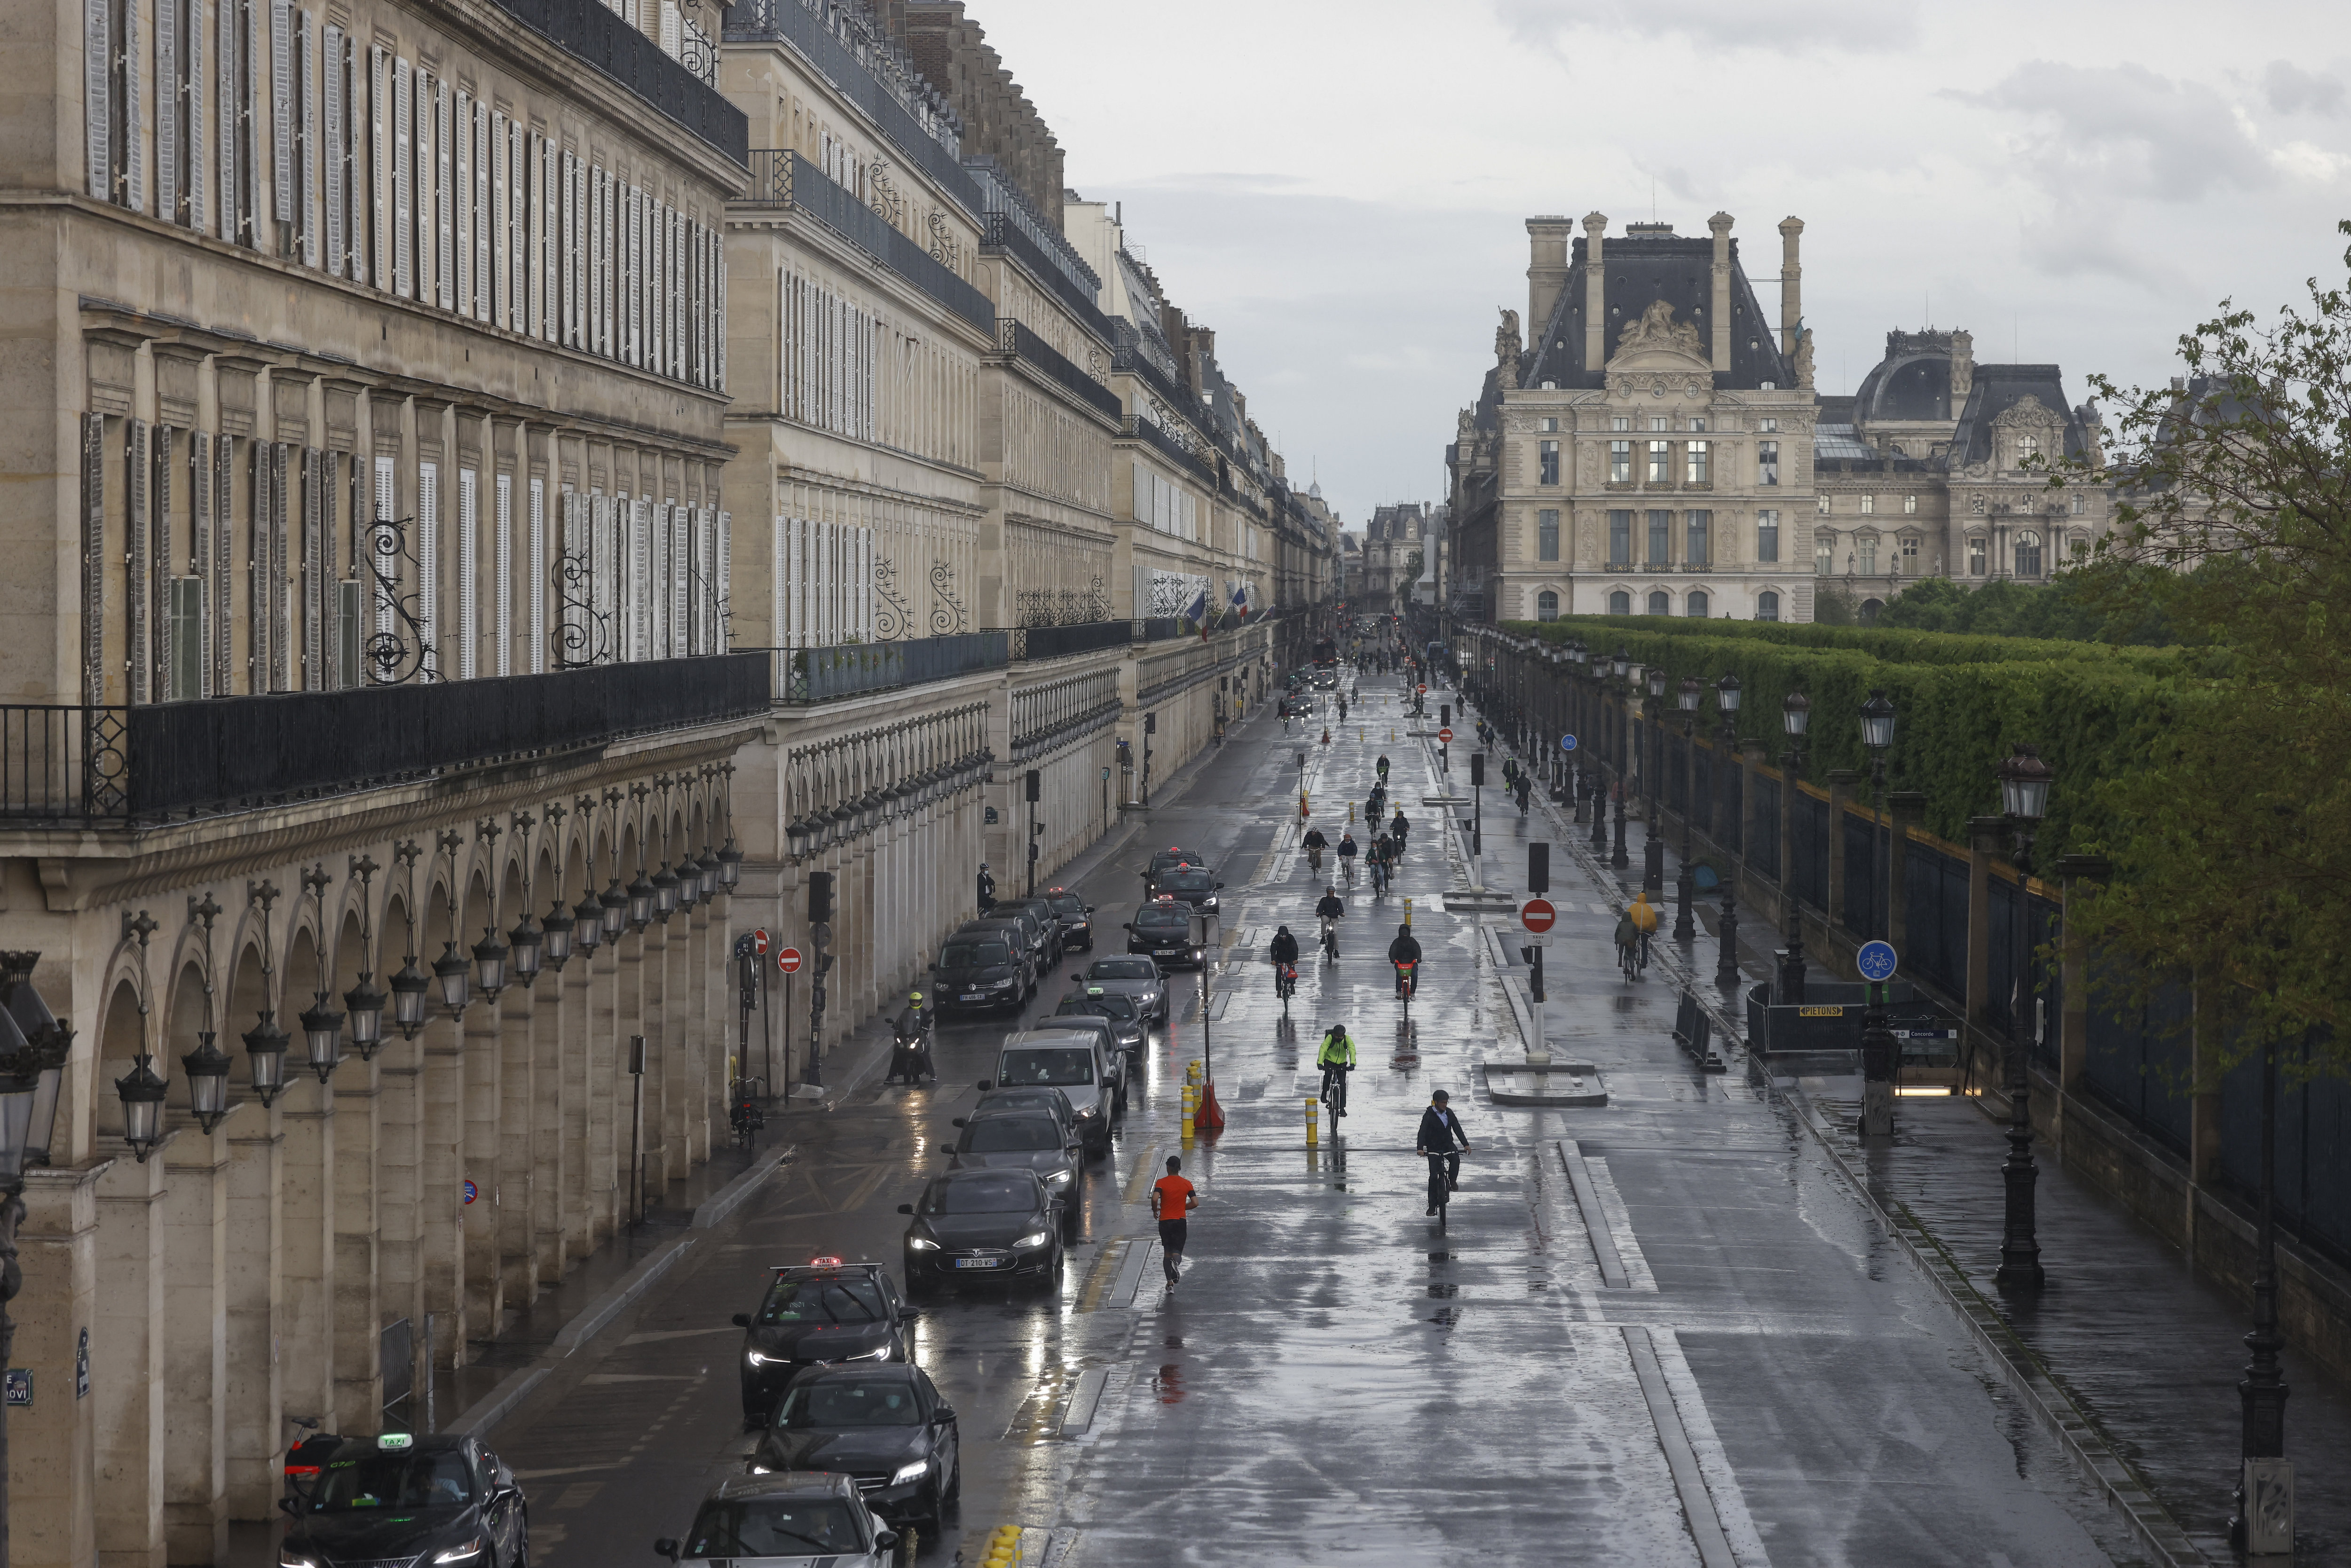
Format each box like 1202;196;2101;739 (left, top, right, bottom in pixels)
1614;913;1637;947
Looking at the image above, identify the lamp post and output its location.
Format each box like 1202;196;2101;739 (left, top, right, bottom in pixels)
432;831;472;1014
571;796;606;964
2232;1025;2294;1552
626;784;655;932
1714;673;1742;985
1643;666;1668;894
390;841;430;1040
0;950;72;1568
112;912;169;1163
342;858;388;1059
180;894;233;1132
1779;693;1811;1004
1993;742;2052;1289
600;787;630;946
1610;649;1631;869
297;866;346;1083
242;881;291;1105
1859;690;1897;940
539;804;576;976
715;761;745;893
1673;676;1701;943
507;812;544;989
1858;691;1898;1137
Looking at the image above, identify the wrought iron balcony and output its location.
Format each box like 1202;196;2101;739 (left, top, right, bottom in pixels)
486;0;746;164
774;633;1010;703
998;319;1120;422
740;152;994;335
0;655;769;827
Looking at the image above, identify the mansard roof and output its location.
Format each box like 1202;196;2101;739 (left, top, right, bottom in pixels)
1853;330;1962;424
1949;365;2095;466
1518;227;1792;392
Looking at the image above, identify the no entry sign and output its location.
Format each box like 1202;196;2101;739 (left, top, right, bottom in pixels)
1437;727;1454;743
1521;898;1557;932
776;946;805;974
1417;684;1428;694
753;928;769;955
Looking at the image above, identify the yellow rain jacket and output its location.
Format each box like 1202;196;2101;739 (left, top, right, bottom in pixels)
1628;896;1659;933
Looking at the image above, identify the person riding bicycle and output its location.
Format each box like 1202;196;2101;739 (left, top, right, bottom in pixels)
1515;773;1532;814
1389;809;1410;851
1316;1024;1357;1116
1613;910;1641;978
1270;924;1301;968
1388;922;1423;997
1338;698;1349;724
1336;831;1358;874
1629;892;1658;969
1375;755;1390;784
1414;1090;1471;1213
1302;825;1328;872
1315;887;1346;957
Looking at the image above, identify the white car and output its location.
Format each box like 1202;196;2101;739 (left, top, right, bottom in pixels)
655;1472;898;1567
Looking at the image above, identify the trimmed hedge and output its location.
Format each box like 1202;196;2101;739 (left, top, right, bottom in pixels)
1495;615;2190;861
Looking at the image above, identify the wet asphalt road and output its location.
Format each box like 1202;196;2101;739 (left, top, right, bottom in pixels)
487;661;2146;1567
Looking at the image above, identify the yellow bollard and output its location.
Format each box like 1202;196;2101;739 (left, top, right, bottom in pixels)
1181;1087;1196;1143
1404;896;1414;928
1305;1098;1319;1147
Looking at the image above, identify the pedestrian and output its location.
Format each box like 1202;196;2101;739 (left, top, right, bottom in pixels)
976;862;996;914
1414;1090;1471;1213
1152;1155;1197;1290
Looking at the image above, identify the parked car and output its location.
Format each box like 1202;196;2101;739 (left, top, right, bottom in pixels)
1125;898;1201;969
949;919;1041;998
749;1366;959;1536
278;1434;528;1568
983;1030;1118;1154
1080;955;1168;1022
965;904;1054;977
1042;887;1096;952
995;898;1066;968
1052;988;1146;1061
731;1261;914;1424
930;932;1028;1014
656;1472;897;1568
897;1169;1065;1299
946;1111;1079;1236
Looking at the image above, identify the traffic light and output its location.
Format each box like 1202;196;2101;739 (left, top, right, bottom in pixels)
1529;843;1550;892
807;871;834;926
1470;753;1485;788
1025;769;1041;802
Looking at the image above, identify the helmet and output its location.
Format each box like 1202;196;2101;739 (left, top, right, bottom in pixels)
908;990;924;1003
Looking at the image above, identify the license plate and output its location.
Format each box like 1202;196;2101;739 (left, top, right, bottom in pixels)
954;1257;1001;1269
962;992;987;1001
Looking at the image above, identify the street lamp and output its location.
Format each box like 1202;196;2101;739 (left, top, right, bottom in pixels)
1673;677;1702;943
177;895;233;1131
433;831;472;1014
242;881;291;1106
297;866;345;1082
1641;667;1670;893
1714;674;1743;986
1780;693;1812;1004
1992;742;2053;1289
108;911;170;1162
390;840;431;1040
341;858;387;1059
715;762;744;893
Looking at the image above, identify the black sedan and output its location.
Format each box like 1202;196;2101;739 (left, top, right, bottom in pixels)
732;1262;914;1423
750;1366;960;1533
898;1170;1064;1300
947;1111;1079;1233
1043;888;1096;951
278;1433;527;1568
1155;865;1224;917
1125;898;1200;968
930;934;1027;1014
1055;987;1147;1056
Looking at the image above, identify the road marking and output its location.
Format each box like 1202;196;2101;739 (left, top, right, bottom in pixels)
620;1326;740;1346
1076;1239;1125;1313
1108;1239;1156;1308
1121;1145;1159;1203
1585;1155;1659;1292
1623;1325;1743;1568
551;1481;603;1511
1058;1366;1110;1435
1557;1141;1629;1288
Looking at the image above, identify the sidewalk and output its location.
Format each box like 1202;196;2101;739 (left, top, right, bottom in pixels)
1455;694;2351;1563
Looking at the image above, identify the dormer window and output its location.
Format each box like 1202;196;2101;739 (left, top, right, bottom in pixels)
2016;434;2040;464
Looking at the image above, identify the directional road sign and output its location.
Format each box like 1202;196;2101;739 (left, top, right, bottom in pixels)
1856;939;1898;982
1521;898;1557;933
777;947;805;974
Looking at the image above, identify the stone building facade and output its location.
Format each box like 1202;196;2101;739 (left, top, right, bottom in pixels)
1448;214;2109;624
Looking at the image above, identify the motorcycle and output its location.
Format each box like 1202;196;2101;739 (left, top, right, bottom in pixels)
887;1016;937;1085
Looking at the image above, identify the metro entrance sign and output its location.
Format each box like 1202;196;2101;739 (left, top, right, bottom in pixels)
1520;898;1556;932
776;947;805;974
1437;727;1454;743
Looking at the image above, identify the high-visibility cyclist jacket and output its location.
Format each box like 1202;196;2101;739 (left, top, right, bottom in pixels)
1317;1030;1357;1068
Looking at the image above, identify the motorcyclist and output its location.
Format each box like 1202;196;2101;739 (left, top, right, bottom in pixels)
889;990;935;1083
1316;1024;1357;1116
1388;923;1424;998
1302;825;1329;873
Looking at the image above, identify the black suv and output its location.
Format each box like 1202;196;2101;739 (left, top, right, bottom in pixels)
732;1261;915;1423
1125;897;1199;968
278;1433;527;1568
1042;887;1096;952
995;898;1066;969
931;931;1028;1014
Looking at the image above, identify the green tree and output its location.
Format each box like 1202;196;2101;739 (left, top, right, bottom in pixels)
2062;221;2351;1074
1814;583;1861;625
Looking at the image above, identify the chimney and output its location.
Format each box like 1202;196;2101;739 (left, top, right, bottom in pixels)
1949;330;1974;407
1525;216;1572;342
1581;212;1608;373
1777;217;1804;361
1707;212;1733;375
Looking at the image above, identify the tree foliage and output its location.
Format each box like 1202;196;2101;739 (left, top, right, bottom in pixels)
1877;572;2177;644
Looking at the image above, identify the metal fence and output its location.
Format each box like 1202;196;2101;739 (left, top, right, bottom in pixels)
2083;961;2192;1155
1840;811;1889;938
1006;320;1120;422
777;633;1009;702
1792;791;1830;910
743;152;994;334
1903;840;1970;999
489;0;746;163
2220;1031;2351;1261
1748;774;1780;880
1020;620;1131;660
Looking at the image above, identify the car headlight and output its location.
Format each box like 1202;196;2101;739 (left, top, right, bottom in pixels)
906;1236;939;1252
989;977;1016;989
1044;1169;1073;1185
846;1346;891;1362
281;1555;319;1568
1012;1229;1050;1250
745;1349;782;1366
748;1464;773;1475
1076;1103;1100;1119
891;1460;929;1486
435;1541;486;1565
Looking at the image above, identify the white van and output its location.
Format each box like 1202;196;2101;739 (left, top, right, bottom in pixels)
984;1030;1117;1157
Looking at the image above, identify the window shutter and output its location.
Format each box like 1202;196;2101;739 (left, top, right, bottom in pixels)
271;441;291;689
457;467;477;678
247;441;272;689
671;207;685;380
242;0;259;236
472;102;489;320
219;0;239;239
669;504;687;657
392;55;410;297
190;430;212;695
452;89;468;310
302;447;324;688
85;0;110;198
434;79;450;308
714;509;730;648
157;0;178;222
490;110;507;324
184;0;205;233
507;119;524;331
297;13;316;265
371;453;394;652
523;129;542;337
370;46;388;286
322;25;343;272
118;0;145;211
629;499;648;660
540;134;557;341
126;420;150;702
714;231;726;392
628;183;642;367
529;477;548;674
269;0;291;219
416;458;437;676
588;493;612;663
560;147;576;347
770;517;786;675
212;434;233;693
493;470;512;676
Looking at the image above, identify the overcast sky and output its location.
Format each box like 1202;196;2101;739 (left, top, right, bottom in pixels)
972;0;2351;528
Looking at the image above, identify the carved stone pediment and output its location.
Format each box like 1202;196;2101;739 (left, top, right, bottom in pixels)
1992;393;2064;433
1605;300;1709;373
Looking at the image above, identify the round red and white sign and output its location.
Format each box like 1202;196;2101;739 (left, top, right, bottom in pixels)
1520;898;1557;933
776;947;804;973
753;928;769;956
1437;727;1454;743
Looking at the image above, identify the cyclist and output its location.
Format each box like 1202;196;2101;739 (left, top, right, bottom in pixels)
1367;782;1388;821
1388;922;1423;998
1389;808;1410;856
1315;886;1346;960
1337;830;1358;884
1613;908;1641;980
1515;772;1532;815
1317;1024;1357;1116
1414;1090;1471;1214
1269;923;1301;1003
1375;755;1390;784
1629;892;1658;970
1366;834;1392;895
1302;825;1328;874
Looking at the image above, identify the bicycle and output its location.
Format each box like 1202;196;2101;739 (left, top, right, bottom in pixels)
1340;854;1357;888
1617;939;1640;982
728;1077;767;1151
1425;1152;1453;1222
1320;916;1340;963
1306;845;1324;875
1319;1063;1350;1118
1394;960;1417;1002
1275;961;1297;1012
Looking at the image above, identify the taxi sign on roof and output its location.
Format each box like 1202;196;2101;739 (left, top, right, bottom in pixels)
378;1433;414;1450
1087;985;1105;994
809;1255;844;1268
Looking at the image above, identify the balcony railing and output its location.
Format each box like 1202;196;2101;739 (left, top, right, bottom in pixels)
741;152;994;335
981;212;1112;345
1001;320;1121;423
0;655;770;827
1128;414;1217;485
487;0;747;164
774;632;1010;702
1016;620;1132;660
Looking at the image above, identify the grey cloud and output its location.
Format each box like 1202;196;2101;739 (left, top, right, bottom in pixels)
1491;0;1922;55
1958;62;2271;204
2263;60;2346;117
